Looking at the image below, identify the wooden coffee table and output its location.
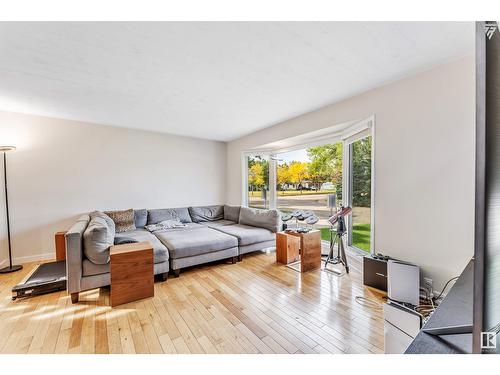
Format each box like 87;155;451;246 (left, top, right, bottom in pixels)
277;230;321;272
110;241;154;307
276;232;300;264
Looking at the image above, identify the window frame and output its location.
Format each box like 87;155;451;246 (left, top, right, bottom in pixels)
241;116;375;254
243;153;273;209
343;129;375;254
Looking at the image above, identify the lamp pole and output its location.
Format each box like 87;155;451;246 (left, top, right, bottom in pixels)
0;146;22;273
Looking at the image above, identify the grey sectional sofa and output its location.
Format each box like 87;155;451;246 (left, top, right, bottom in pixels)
65;205;280;303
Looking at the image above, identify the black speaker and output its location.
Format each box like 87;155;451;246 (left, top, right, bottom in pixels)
362;256;388;292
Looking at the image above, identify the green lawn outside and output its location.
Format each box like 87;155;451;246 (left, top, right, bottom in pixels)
319;223;371;252
248;189;335;197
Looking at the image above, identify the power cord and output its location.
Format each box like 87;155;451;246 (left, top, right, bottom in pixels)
419;286;429;299
414;300;435;318
354;296;385;310
355;276;459;316
434;276;459;301
415;276;459;323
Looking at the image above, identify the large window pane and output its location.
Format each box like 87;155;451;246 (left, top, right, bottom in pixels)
247;155;269;209
276;144;342;240
351;136;372;252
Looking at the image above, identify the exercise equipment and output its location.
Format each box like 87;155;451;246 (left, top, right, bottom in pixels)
12;260;66;300
305;215;319;232
301;210;313;218
281;213;292;222
290;210;304;230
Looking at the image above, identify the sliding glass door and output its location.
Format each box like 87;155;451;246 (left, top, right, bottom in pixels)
346;136;372;252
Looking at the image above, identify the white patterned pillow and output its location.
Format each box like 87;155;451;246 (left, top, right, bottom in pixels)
145;219;186;232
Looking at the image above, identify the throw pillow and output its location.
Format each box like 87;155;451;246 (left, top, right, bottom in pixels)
134;209;148;228
90;210;116;233
147;207;192;225
114;236;139;245
145;220;187;232
83;213;115;265
188;205;224;222
239;206;281;233
105;208;136;233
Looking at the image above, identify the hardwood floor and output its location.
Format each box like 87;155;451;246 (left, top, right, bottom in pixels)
0;251;385;354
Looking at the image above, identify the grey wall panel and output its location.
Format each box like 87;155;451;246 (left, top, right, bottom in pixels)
484;21;500;353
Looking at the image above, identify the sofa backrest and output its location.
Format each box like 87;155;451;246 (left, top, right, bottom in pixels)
188;205;224;222
224;205;241;222
239;206;281;233
134;209;148;228
147;207;192;225
83;211;115;265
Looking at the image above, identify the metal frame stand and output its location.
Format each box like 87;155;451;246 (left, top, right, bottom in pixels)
0;150;22;274
323;216;349;276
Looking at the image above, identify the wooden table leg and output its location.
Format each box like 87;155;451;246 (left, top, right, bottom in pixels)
276;232;300;264
300;231;321;272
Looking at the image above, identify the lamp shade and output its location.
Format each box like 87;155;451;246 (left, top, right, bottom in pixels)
0;146;16;152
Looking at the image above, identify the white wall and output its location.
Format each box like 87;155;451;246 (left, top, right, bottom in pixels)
226;57;475;290
0;111;226;263
0;57;475;291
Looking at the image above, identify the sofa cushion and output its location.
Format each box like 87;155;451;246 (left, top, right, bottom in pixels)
134;209;148;228
154;227;237;259
82;259;169;277
212;224;275;246
105;208;136;233
114;229;169;263
145;220;188;232
147;207;192;224
153;222;204;232
224;205;241;222
238;207;281;233
201;220;236;229
189;205;224;222
83;212;116;265
82;259;109;277
91;210;116;233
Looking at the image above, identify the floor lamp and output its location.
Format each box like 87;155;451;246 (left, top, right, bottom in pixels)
0;145;22;273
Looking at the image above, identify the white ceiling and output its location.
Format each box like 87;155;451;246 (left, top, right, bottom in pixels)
0;22;474;142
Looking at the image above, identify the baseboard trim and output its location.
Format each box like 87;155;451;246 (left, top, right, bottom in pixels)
0;259;6;268
13;253;55;265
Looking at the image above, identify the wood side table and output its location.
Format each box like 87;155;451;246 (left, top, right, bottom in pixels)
110;241;154;307
284;230;322;272
55;231;67;261
276;232;300;264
